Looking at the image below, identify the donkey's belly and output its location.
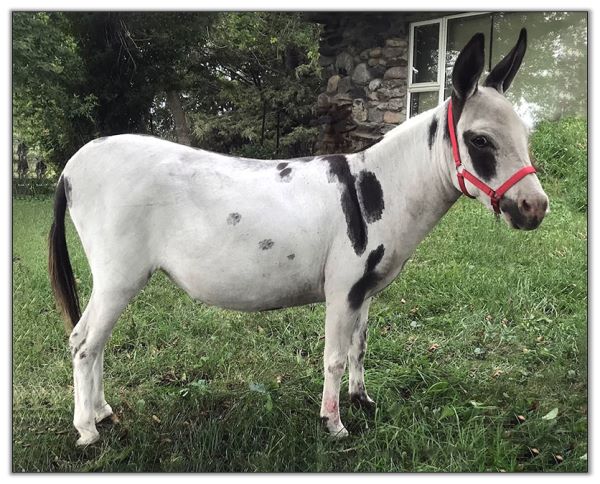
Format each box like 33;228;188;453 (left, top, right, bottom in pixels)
161;249;326;311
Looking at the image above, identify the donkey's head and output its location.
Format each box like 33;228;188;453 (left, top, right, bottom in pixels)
448;29;548;230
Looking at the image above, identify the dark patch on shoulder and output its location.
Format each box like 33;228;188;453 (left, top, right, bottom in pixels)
324;155;367;255
63;176;73;209
348;244;385;310
227;212;241;225
428;116;438;150
258;239;274;250
279;167;292;179
277;162;288;170
463;130;497;180
357;171;384;223
287;253;295;260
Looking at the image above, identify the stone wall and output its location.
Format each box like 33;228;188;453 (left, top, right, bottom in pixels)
311;12;446;154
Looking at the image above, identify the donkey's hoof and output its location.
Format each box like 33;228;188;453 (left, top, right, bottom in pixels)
329;426;349;439
321;416;349;438
76;431;100;447
95;403;114;423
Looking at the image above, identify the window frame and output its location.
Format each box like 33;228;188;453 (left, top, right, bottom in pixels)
407;12;490;120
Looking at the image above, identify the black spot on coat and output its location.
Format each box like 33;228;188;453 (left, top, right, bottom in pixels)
325;155;367;255
463;130;497;180
279;167;292;179
227;212;242;225
348;244;385;310
277;162;288;170
428;116;438;150
287;254;295;260
258;239;274;250
357;171;384;223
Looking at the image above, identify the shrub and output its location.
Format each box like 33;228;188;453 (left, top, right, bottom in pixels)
530;117;587;212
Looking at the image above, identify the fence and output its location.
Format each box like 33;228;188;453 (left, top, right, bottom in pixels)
12;177;56;199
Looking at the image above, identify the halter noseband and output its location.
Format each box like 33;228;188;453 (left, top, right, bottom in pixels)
447;100;537;214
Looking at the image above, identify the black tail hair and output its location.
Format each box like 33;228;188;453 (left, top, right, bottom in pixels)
48;177;81;333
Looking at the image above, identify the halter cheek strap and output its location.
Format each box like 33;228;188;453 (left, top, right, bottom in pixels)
447;100;537;214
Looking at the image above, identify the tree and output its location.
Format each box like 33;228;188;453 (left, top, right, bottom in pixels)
12;12;96;170
189;12;322;158
12;12;323;173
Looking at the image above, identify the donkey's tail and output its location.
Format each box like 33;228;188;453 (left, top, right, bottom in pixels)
48;176;81;333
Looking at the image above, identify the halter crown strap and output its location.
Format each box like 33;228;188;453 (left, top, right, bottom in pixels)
446;100;537;214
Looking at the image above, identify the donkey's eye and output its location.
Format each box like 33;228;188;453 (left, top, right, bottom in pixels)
470;136;489;149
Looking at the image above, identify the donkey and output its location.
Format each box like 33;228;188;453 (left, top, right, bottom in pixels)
49;29;548;445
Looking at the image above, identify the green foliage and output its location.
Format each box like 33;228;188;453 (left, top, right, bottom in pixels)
530;118;587;212
12;12;321;171
189;12;322;159
12;12;97;168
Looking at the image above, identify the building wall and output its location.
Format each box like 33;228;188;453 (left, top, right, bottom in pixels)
314;12;444;154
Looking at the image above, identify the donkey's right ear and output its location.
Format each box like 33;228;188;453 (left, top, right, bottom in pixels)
451;32;485;102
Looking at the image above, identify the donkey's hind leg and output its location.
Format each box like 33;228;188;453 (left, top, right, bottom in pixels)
93;349;113;423
69;280;145;446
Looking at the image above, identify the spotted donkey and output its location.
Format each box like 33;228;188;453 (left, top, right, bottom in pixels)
49;29;548;445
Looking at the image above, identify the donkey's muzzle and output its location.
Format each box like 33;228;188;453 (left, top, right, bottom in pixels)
499;195;548;230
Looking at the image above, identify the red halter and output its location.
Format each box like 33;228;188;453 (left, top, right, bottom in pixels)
447;100;537;214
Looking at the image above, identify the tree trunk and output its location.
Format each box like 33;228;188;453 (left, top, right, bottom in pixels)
260;100;267;146
165;90;192;146
275;110;281;156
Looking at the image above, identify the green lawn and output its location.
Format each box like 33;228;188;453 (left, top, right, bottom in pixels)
12;183;587;472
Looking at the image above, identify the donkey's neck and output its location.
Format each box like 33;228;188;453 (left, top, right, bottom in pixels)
352;103;461;258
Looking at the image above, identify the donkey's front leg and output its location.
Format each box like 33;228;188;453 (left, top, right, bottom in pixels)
320;298;363;438
348;298;375;411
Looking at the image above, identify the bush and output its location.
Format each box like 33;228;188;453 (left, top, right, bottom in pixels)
530;117;587;212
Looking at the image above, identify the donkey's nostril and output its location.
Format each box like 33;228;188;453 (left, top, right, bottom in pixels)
520;199;532;212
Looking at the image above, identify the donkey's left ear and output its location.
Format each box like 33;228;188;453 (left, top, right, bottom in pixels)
484;28;527;93
452;32;485;102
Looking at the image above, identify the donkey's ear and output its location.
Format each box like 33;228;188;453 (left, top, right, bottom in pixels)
484;28;527;93
452;32;485;101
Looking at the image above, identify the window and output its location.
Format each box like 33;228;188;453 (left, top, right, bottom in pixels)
407;11;587;124
407;18;443;118
408;13;491;118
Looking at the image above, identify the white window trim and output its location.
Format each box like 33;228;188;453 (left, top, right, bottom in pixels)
407;11;490;120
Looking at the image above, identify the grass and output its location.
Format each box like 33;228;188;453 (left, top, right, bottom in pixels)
13;119;587;471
